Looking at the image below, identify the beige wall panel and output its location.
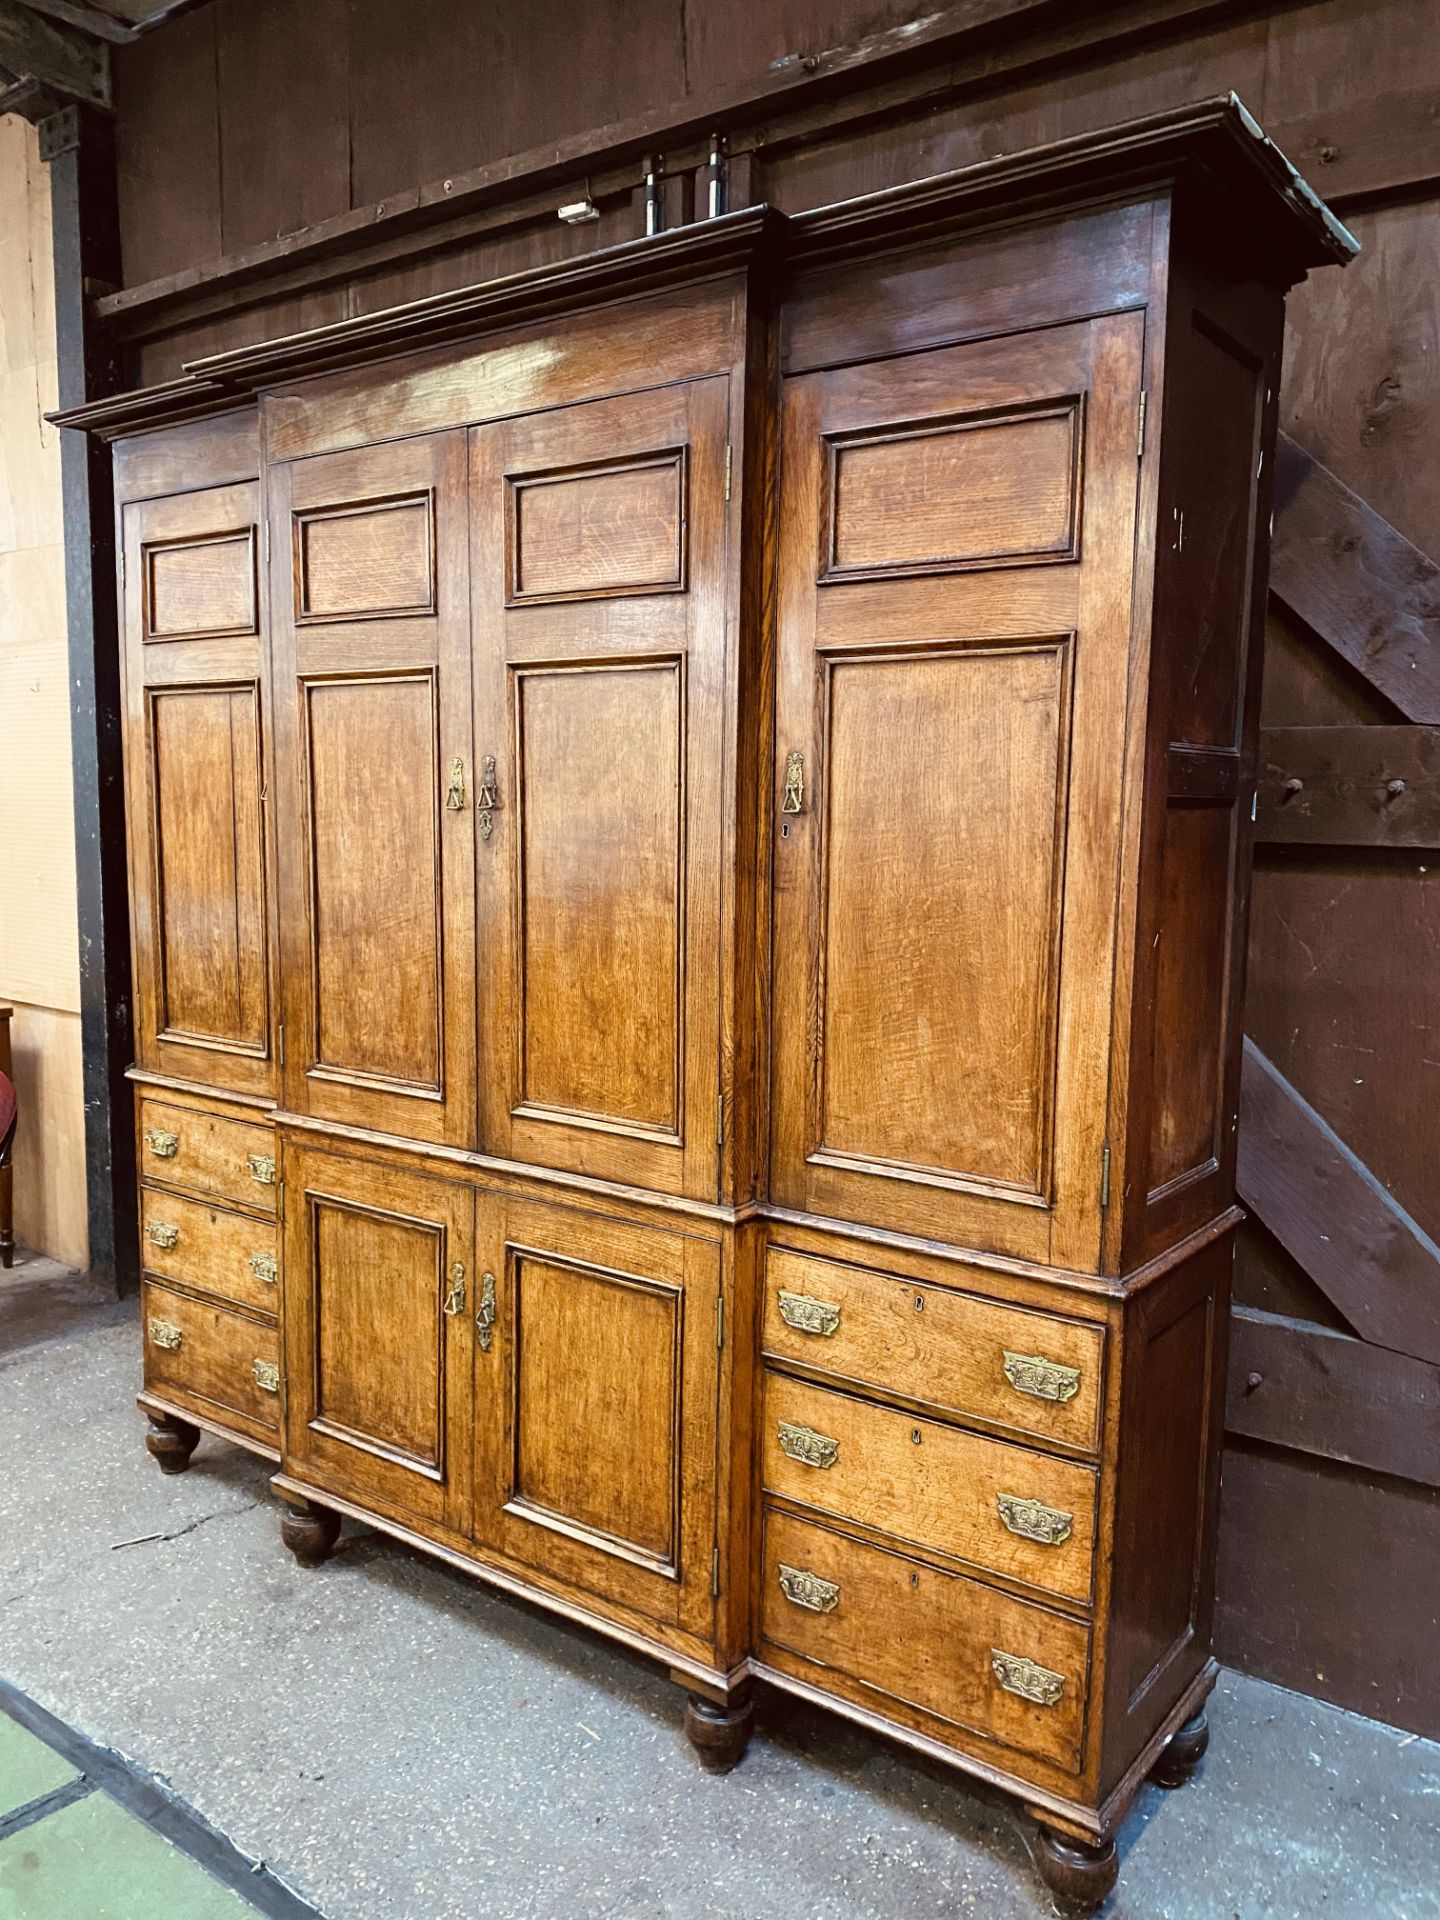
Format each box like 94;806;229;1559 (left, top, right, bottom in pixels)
6;1003;87;1271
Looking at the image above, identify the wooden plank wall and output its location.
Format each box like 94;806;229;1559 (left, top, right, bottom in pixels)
104;0;1440;1736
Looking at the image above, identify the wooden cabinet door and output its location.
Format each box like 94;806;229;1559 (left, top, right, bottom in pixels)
270;432;476;1145
471;1191;721;1639
772;314;1145;1267
282;1142;473;1529
122;482;275;1098
470;380;729;1197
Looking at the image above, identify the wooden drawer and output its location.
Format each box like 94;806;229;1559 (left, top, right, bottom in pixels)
762;1374;1097;1604
140;1187;278;1316
763;1246;1104;1452
139;1096;277;1214
761;1505;1089;1772
142;1280;280;1443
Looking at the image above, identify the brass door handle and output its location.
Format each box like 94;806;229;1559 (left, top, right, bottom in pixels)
477;756;500;842
445;756;466;810
782;750;805;814
476;1270;497;1351
443;1262;466;1316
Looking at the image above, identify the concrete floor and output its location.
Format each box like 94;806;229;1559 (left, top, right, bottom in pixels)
2;1256;1437;1920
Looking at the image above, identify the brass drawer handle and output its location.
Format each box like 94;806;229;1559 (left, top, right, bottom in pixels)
146;1221;179;1251
996;1492;1073;1547
252;1358;280;1394
778;1563;839;1613
477;754;501;842
476;1270;497;1351
777;1289;839;1337
991;1649;1065;1707
248;1153;277;1187
1002;1349;1080;1404
149;1317;182;1351
145;1128;178;1158
777;1419;839;1470
782;750;805;814
249;1252;278;1286
443;1262;466;1316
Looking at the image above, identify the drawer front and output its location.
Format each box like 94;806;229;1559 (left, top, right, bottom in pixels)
139;1097;277;1214
761;1506;1089;1772
762;1374;1097;1603
140;1188;278;1315
764;1247;1104;1451
142;1280;280;1439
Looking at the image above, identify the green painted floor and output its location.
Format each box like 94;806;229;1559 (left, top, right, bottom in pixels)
0;1703;311;1920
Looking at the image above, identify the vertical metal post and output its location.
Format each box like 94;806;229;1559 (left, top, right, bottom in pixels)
40;102;135;1295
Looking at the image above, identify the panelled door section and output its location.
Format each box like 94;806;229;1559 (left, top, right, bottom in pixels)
471;380;729;1197
270;432;476;1145
471;1191;721;1641
772;314;1145;1265
282;1142;474;1529
121;481;275;1099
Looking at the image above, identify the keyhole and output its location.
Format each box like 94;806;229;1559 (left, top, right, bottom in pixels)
781;822;790;838
912;1428;922;1445
914;1294;925;1313
910;1571;920;1589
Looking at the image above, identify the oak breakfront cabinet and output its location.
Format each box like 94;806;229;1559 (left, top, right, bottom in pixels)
62;101;1351;1909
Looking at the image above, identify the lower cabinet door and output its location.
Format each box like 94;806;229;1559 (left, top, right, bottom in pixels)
471;1191;721;1638
282;1143;474;1530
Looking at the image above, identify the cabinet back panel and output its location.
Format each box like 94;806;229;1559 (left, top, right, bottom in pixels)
305;673;442;1090
516;663;682;1134
151;684;268;1052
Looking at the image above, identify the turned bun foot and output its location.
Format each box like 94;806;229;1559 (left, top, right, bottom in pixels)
145;1410;200;1475
1033;1826;1119;1911
280;1498;341;1568
683;1691;754;1773
1151;1707;1209;1789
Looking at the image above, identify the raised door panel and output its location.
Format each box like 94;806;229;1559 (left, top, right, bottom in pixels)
472;1191;720;1639
472;380;728;1198
122;482;275;1099
282;1142;473;1528
772;315;1144;1265
270;432;476;1145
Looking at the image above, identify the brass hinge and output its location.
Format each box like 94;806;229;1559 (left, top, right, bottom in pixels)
1136;390;1148;460
277;1179;286;1224
711;1545;721;1597
1100;1144;1111;1210
724;442;732;501
277;1022;286;1067
716;1290;724;1351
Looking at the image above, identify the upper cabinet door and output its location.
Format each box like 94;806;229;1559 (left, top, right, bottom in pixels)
122;481;275;1100
270;433;476;1146
471;380;729;1197
772;314;1145;1266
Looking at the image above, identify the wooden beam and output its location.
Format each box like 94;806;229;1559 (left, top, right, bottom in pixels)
1237;1041;1440;1367
1269;433;1440;724
0;1;107;109
1256;724;1440;848
1227;1306;1440;1489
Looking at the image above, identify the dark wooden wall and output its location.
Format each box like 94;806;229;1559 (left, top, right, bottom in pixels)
104;0;1440;1737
